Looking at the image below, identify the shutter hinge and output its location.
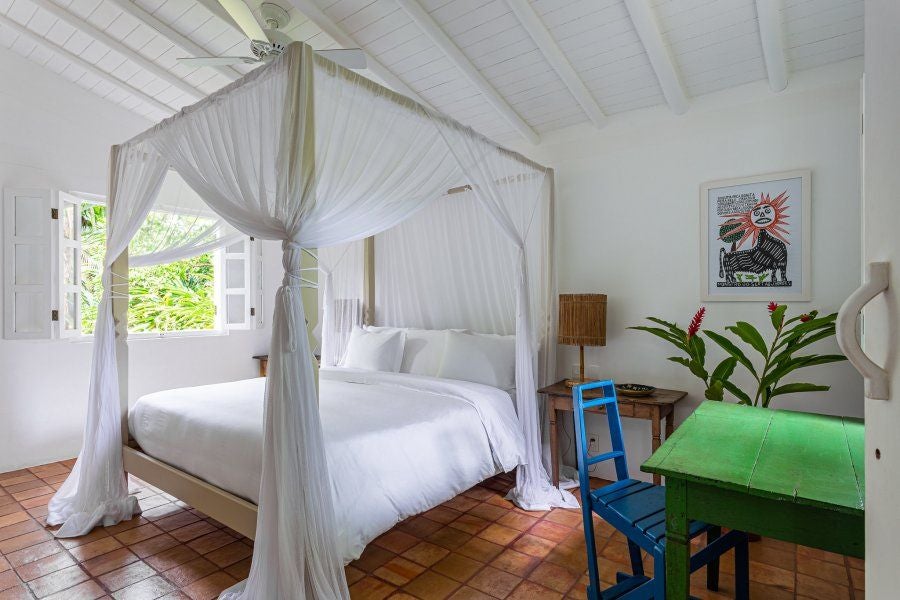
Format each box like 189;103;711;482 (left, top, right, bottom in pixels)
249;236;255;242
50;208;59;220
250;307;256;317
51;309;59;322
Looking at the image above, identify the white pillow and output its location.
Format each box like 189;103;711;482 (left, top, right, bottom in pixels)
342;326;406;372
400;329;448;377
438;330;516;389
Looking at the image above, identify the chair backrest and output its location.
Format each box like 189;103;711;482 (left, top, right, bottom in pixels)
572;380;630;489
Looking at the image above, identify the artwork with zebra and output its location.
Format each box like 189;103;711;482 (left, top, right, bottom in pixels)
701;170;811;301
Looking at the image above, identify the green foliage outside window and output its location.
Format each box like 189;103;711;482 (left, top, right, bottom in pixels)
81;204;217;334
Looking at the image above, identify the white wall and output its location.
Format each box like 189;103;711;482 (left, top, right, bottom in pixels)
0;49;279;472
531;59;865;480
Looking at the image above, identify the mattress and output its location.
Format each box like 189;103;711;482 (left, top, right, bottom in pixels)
129;367;525;561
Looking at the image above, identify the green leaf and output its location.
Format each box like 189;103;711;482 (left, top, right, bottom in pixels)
780;326;837;355
770;305;788;330
711;357;738;383
629;326;687;350
645;317;687;338
705;380;724;401
688;334;706;366
667;356;692;369
704;331;758;377
777;314;839;349
770;383;831;398
722;380;752;405
688;360;709;381
761;354;846;389
667;356;708;383
727;322;769;357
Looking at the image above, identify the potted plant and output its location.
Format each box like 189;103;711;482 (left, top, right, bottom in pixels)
630;303;846;407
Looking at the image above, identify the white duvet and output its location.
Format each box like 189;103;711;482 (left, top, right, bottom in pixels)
129;367;525;560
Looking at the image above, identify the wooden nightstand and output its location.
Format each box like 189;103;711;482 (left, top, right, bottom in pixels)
253;354;320;377
539;380;687;486
253;355;268;377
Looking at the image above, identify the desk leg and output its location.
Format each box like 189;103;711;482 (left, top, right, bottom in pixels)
651;407;662;485
549;407;559;488
665;478;691;600
665;408;674;439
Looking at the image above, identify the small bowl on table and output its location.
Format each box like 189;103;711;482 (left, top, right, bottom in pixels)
615;383;656;397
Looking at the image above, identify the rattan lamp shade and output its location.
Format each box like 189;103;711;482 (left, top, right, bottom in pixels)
558;294;607;347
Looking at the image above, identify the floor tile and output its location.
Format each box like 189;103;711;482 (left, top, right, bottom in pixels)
0;462;865;600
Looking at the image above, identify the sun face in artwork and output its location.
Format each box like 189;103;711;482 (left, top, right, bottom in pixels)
751;203;775;227
720;191;790;249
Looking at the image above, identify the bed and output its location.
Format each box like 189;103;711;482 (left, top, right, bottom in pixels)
127;366;525;561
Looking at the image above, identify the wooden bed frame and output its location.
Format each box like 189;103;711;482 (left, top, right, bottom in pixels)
114;232;379;542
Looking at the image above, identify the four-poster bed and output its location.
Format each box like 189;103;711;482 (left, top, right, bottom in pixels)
46;42;574;599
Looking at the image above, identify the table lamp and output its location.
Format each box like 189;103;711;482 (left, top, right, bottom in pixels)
558;293;607;387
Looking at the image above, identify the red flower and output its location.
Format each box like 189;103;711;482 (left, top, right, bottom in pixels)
687;307;706;339
767;301;779;313
800;314;812;322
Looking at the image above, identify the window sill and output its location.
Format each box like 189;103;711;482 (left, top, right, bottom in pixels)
70;329;230;343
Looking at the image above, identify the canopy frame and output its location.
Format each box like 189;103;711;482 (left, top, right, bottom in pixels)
49;42;575;600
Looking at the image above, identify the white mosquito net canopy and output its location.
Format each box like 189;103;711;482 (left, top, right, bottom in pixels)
47;42;576;599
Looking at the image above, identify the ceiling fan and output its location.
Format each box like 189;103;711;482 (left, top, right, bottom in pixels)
177;0;367;70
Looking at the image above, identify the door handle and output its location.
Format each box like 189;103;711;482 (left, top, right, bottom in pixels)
837;262;890;400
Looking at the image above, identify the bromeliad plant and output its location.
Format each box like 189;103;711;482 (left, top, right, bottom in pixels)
630;303;846;407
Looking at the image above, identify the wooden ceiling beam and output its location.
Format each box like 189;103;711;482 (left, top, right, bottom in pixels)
755;0;789;92
28;0;206;102
505;0;606;129
394;0;540;145
105;0;242;83
0;12;175;116
623;0;689;115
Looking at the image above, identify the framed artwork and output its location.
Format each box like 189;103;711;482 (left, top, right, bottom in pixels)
700;169;811;301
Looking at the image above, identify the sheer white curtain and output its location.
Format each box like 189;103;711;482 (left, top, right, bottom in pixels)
376;190;518;332
434;124;578;510
47;143;168;536
129;170;244;267
318;241;364;366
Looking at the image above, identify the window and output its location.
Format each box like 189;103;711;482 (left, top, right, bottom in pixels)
2;188;262;340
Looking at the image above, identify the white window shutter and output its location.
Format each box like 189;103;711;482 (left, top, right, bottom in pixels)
252;238;264;329
221;237;253;330
3;189;53;339
57;192;82;338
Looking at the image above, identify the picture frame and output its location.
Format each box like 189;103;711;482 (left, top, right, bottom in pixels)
700;169;811;302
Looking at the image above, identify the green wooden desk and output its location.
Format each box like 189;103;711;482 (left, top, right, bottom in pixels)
641;401;864;600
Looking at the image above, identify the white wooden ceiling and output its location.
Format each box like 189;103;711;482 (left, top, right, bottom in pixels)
0;0;863;144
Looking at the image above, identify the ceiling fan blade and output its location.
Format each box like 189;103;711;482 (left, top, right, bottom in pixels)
177;56;259;66
217;0;268;42
316;48;367;70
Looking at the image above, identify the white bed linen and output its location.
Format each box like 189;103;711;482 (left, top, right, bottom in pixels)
129;368;524;560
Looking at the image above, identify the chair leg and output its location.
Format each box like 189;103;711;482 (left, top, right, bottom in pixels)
627;540;645;578
705;526;721;591
583;513;602;600
653;547;665;600
734;532;750;600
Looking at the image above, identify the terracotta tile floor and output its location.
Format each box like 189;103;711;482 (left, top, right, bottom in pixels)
0;462;864;599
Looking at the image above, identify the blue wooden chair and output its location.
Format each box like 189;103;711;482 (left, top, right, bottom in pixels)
572;380;749;600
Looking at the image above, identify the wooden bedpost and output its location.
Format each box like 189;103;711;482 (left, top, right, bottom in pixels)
107;146;130;444
113;249;129;443
363;235;375;326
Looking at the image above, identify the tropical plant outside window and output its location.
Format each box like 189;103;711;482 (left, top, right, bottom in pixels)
80;204;218;334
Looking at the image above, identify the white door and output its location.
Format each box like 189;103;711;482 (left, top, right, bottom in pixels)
859;2;900;596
